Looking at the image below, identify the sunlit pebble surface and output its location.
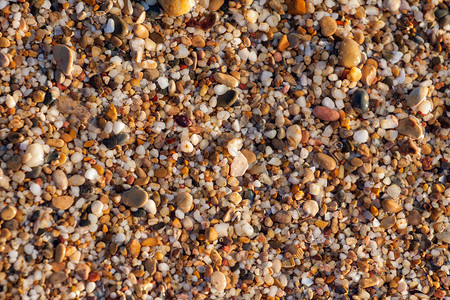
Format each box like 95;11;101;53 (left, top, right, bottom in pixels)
0;0;449;298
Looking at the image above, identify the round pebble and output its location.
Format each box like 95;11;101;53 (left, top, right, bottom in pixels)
122;187;148;208
338;38;362;68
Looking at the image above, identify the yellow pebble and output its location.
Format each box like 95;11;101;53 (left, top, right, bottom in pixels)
347;67;362;82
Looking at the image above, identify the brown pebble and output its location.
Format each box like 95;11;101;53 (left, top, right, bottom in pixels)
320;16;337;37
313;106;340;121
128;239;141;258
315;153;337;170
52;196;74;210
1;205;17;221
54;244;66;263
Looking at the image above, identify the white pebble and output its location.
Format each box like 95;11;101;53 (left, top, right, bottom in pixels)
91;200;104;215
353;130;369;144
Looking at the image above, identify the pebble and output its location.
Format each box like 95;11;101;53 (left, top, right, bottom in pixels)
176;191;193;213
217;89;238;107
397;117;423;139
91;200;104;215
52;196;74;210
210;271;227;291
241;149;256;164
383;0;401;12
53;44;74;76
338;38;361;68
313;106;340;121
22;143;45;168
288;0;306;15
159;0;194;16
55;244;66;263
303;200;319;216
380;215;396;229
353;130;369;144
382;199;402;213
111;15;129;37
145;258;157;275
352;89;369;113
407;86;428;110
0;52;10;68
286;125;302;148
47;272;67;285
359;276;381;288
230;152;249;177
436;232;450;244
0;37;10;48
128;239;141;258
122;187;148;208
1;205;17;221
214;73;239;87
361;64;377;86
407;210;421;225
116;133;130;145
273;211;292;224
53;170;68;190
209;0;224;11
315;153;337;170
206;227;218;241
319;16;337;37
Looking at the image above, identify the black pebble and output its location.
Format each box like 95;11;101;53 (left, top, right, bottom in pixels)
351;89;369;113
103;136;117;149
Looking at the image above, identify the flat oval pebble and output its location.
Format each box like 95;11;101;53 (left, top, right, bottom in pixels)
351;89;369;113
53;169;68;190
0;52;10;68
176;191;193;213
53;44;74;76
122;186;148;208
210;271;227;291
313;106;340;121
52;196;74;210
320;16;337;37
214;73;239;87
286;125;302;148
1;205;17;221
338;38;361;68
315;153;337;170
230;152;249;177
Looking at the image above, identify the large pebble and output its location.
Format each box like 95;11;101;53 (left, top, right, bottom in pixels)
361;64;377;86
22;143;45;167
407;86;427;110
110;15;129;37
351;89;369;113
234;220;254;236
382;199;402;213
176;191;193;213
1;205;17;221
53;44;75;76
383;0;401;12
53;169;68;190
217;89;238;107
54;244;66;263
397;116;423;139
52;196;74;210
273;211;292;224
159;0;195;16
353;130;369;144
230;152;249;177
319;16;337;37
210;271;227;291
286;125;302;148
214;73;239;87
122;186;148;208
338;38;361;68
209;0;224;11
303;200;319;216
313;106;340;121
0;52;10;68
359;276;381;288
315;153;336;170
